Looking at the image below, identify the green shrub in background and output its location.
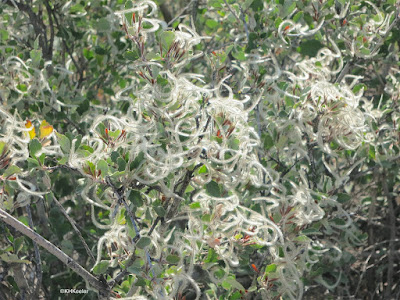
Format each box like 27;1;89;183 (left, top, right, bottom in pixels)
0;0;399;299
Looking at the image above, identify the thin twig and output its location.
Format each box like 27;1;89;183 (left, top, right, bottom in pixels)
26;204;42;299
382;172;396;299
223;0;249;41
335;59;353;84
0;207;110;297
239;4;249;41
167;0;195;27
191;0;198;28
223;0;240;23
148;216;162;236
105;176;140;242
4;0;52;59
44;0;54;58
49;8;84;83
108;254;136;288
50;193;96;262
368;167;379;246
165;164;201;221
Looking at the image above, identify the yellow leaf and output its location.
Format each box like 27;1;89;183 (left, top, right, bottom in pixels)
25;120;36;139
39;120;53;139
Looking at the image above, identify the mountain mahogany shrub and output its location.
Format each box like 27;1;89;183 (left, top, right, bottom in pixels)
0;0;399;299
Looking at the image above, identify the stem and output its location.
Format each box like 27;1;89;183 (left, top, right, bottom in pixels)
334;59;353;84
105;176;140;242
148;216;162;236
167;0;195;27
50;193;96;262
26;204;42;298
382;172;396;299
0;208;110;298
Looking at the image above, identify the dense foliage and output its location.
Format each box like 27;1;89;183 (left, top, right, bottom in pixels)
0;0;399;299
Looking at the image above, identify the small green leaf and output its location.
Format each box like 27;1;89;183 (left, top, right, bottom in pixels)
0;253;30;264
92;260;110;275
369;146;375;160
76;99;89;115
209;0;223;8
0;29;9;40
160;31;175;50
222;280;231;289
231;291;242;300
337;193;351;204
360;48;370;55
130;152;144;169
262;133;274;150
201;214;211;222
111;151;120;163
27;157;40;171
30;49;42;67
97;18;110;32
58;156;68;165
29;139;42;158
87;161;96;175
153;206;165;217
97;160;108;177
95;46;107;55
250;0;263;11
198;165;208;174
3;165;22;177
80;145;94;153
332;218;346;225
127;259;143;275
204;248;218;263
275;17;283;28
61;240;74;256
232;50;246;61
294;235;310;242
157;75;169;87
190;202;201;209
128;190;143;206
16;84;27;92
205;181;221;197
285;2;297;17
206;19;219;29
224;277;245;291
265;263;277;273
166;254;180;264
56;132;71;154
293;11;304;22
39;153;45;165
285;96;294;107
70;3;85;13
0;141;6;155
353;83;366;94
298;39;324;57
18;216;29;226
135;277;146;286
13;237;24;254
124;50;139;61
302;228;323;235
247;286;258;292
117;157;126;171
136;237;151;249
214;268;225;279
